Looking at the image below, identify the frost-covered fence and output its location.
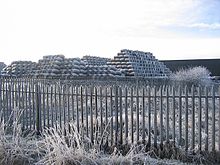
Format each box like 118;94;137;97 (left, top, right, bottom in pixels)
0;77;220;152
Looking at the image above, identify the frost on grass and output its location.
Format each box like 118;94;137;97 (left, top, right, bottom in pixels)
0;108;39;165
36;122;191;165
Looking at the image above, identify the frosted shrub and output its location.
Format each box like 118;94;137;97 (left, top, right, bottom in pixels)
170;66;212;86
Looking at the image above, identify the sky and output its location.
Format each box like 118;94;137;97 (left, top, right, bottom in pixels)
0;0;220;64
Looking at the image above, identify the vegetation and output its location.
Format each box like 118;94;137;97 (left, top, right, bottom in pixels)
170;66;212;86
0;109;198;165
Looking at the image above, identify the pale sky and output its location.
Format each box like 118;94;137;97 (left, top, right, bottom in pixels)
0;0;220;64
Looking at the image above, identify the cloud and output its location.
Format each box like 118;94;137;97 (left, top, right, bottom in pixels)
186;23;220;30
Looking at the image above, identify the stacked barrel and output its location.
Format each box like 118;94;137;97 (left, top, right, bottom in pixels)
82;55;111;66
1;61;36;77
0;62;6;73
67;58;87;77
82;55;124;78
33;55;65;78
110;49;171;78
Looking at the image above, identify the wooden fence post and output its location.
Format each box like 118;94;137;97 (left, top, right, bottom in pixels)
0;79;2;115
35;84;41;134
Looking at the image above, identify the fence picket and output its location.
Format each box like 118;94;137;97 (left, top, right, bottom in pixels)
90;86;94;143
125;87;128;142
119;87;123;144
136;87;139;142
114;86;119;145
153;86;157;147
205;86;209;151
198;86;202;151
142;88;146;142
178;86;182;146
159;86;163;144
172;86;175;144
191;85;195;150
50;86;54;128
185;86;189;151
148;87;151;146
166;86;169;142
219;86;220;151
131;88;134;143
211;86;215;151
85;87;89;137
110;87;113;145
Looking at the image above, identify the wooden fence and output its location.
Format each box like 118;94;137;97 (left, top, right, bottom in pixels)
0;78;220;152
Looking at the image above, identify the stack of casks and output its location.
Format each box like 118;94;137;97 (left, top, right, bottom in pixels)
110;49;171;78
82;55;111;66
1;61;36;77
0;62;6;75
33;55;65;78
67;58;87;77
82;55;124;78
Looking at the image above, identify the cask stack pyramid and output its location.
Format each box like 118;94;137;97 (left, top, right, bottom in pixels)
109;49;171;78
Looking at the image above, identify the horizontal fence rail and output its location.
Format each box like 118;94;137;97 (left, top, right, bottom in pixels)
0;77;220;152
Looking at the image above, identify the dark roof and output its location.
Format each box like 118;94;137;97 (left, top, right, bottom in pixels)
160;59;220;76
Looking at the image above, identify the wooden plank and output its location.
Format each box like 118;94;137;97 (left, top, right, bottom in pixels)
166;86;169;142
219;86;220;151
148;87;151;146
85;87;89;137
131;87;134;143
110;87;113;145
142;88;146;142
80;86;84;129
5;79;9;121
211;86;215;151
76;86;79;132
45;86;50;128
198;86;202;151
159;86;163;144
125;87;128;142
32;81;36;130
153;86;157;147
28;81;32;130
24;84;28;129
21;81;26;130
35;84;41;134
90;86;94;143
172;86;175;145
0;79;2;113
8;83;12;122
94;87;98;142
42;83;46;128
63;86;66;128
58;85;62;129
100;87;103;137
191;85;195;150
205;86;209;151
136;87;139;142
114;86;119;145
50;86;53;128
185;86;189;151
54;85;58;129
71;85;75;121
119;87;123;144
105;87;108;136
67;86;70;124
178;86;182;146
